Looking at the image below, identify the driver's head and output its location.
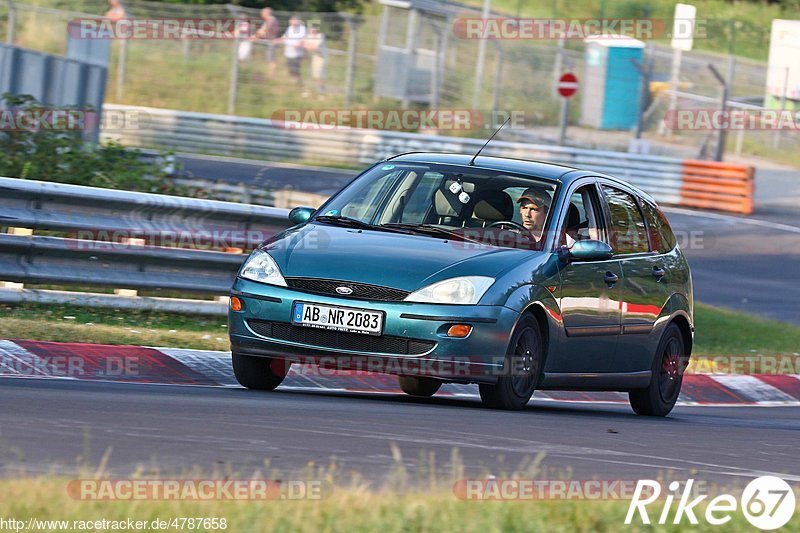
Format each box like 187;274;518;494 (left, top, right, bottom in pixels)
517;187;551;235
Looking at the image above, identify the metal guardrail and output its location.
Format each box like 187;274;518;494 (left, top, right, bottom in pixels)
0;177;291;307
0;176;288;245
103;103;687;205
106;103;757;214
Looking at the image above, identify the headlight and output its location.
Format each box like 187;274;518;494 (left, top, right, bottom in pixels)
239;249;287;286
404;276;495;305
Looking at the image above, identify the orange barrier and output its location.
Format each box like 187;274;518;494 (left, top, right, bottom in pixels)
679;160;755;215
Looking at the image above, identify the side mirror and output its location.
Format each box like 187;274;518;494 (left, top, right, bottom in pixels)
564;239;613;262
288;206;316;225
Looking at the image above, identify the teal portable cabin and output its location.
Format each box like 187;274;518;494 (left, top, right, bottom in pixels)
580;36;645;130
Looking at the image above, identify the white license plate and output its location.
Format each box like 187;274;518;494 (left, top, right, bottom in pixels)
291;302;384;336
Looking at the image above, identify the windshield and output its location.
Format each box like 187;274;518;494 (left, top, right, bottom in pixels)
314;163;558;250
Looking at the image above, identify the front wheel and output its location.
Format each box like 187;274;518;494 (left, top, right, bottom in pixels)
232;352;289;391
398;376;441;397
628;323;687;417
479;315;543;410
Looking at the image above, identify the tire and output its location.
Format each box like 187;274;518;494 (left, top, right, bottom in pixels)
629;323;687;417
398;376;442;397
232;352;289;391
479;315;543;410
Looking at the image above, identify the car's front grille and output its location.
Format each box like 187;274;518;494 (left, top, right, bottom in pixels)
284;277;410;302
247;320;436;355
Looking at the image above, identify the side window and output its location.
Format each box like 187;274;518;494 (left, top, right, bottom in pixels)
560;185;604;246
640;200;677;253
601;185;649;254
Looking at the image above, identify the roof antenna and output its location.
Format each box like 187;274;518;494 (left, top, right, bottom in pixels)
469;116;510;166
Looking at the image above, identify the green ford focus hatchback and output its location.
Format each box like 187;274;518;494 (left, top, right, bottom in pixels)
228;153;694;416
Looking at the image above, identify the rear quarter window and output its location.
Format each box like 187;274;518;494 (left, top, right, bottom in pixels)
601;185;649;254
641;200;677;253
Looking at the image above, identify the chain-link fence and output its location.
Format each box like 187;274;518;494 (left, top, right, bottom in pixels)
1;0;796;160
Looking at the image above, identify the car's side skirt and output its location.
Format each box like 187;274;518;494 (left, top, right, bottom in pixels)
564;325;620;337
539;370;652;390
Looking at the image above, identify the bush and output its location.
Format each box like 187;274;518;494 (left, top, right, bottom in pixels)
0;93;191;195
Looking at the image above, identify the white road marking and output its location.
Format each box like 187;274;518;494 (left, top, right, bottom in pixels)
155;347;239;386
710;375;796;402
0;340;48;376
663;206;800;233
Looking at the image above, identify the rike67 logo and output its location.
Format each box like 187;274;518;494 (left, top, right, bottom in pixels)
625;476;795;530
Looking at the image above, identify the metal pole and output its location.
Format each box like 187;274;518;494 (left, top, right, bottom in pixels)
438;16;451;106
115;39;127;102
227;33;239;115
490;40;503;113
708;63;728;162
344;16;357;107
662;48;682;137
773;66;789;150
471;0;491;109
735;128;744;156
558;96;570;145
430;21;440;109
5;0;15;45
402;8;419;109
631;47;654;141
723;55;735;157
553;36;564;93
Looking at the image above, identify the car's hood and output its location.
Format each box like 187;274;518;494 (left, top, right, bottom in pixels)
262;224;543;291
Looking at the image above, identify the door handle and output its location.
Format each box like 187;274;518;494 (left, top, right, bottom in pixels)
604;272;619;285
652;266;666;279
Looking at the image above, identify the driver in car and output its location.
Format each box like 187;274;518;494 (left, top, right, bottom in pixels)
517;186;577;247
517;186;552;242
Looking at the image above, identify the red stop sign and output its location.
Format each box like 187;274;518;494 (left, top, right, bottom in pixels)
557;72;578;98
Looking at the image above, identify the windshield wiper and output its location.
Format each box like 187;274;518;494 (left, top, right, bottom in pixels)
313;214;376;229
314;215;415;235
381;223;482;244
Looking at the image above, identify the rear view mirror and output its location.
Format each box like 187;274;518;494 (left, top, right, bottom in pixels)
288;206;316;225
566;240;613;262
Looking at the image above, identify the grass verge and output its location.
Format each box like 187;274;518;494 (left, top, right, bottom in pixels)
0;456;791;533
0;481;777;532
0;303;229;351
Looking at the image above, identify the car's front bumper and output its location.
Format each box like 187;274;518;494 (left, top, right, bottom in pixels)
228;278;520;383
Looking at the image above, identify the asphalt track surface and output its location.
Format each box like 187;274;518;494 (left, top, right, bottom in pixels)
178;153;800;324
1;377;799;485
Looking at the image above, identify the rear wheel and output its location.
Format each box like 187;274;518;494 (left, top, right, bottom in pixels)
232;352;289;391
629;323;687;416
398;376;442;397
479;315;543;410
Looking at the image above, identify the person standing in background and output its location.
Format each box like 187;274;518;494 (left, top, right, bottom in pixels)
104;0;126;21
255;7;280;76
281;15;307;90
304;24;328;97
235;16;253;63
